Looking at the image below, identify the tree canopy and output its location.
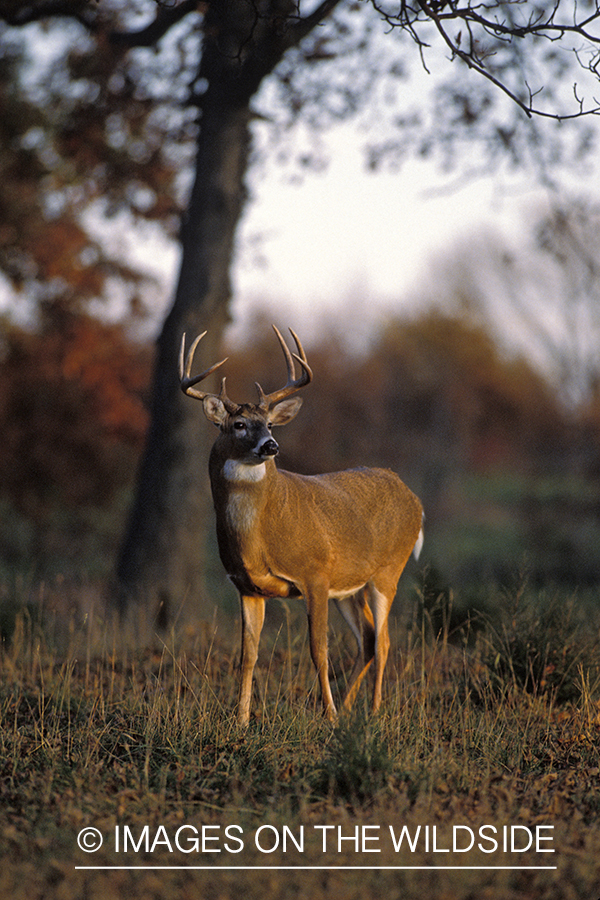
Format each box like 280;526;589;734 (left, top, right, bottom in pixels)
1;1;599;322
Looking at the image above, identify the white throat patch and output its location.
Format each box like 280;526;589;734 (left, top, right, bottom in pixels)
223;459;266;483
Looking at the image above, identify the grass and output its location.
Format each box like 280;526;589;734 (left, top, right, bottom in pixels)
1;581;600;899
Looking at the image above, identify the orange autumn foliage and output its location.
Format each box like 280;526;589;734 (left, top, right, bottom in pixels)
0;314;151;517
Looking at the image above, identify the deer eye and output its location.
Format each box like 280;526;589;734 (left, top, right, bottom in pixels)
233;421;246;432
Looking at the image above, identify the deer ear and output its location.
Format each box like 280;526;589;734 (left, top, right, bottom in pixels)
268;397;303;426
203;396;228;426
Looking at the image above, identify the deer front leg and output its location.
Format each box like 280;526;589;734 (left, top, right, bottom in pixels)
306;580;337;721
237;593;265;727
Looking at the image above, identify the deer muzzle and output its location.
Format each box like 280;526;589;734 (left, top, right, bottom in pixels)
258;438;279;458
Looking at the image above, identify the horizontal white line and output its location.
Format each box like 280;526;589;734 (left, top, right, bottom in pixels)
75;865;558;871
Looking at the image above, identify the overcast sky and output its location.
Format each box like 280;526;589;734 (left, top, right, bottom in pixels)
229;125;549;343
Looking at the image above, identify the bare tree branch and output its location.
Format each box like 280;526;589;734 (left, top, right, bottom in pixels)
286;0;341;45
0;0;96;28
0;0;201;43
109;0;200;47
370;0;600;119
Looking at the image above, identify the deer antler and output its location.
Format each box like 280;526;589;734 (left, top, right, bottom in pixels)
179;332;239;413
256;325;313;410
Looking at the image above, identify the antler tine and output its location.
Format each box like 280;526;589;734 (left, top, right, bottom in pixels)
179;332;233;405
256;325;313;409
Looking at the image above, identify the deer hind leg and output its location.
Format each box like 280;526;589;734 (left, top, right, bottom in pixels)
237;594;266;727
335;590;376;712
369;541;420;711
305;579;337;721
368;571;404;712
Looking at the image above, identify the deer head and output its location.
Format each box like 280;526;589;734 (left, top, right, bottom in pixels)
179;325;313;465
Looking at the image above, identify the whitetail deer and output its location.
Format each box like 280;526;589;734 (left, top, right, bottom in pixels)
180;326;423;726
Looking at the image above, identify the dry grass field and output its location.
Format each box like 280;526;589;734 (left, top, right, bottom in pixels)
1;582;600;900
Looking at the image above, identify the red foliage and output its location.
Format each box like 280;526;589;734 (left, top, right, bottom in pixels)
0;314;151;517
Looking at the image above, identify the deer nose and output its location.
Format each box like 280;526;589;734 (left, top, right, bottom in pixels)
259;438;279;458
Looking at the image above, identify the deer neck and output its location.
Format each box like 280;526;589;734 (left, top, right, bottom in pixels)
209;450;278;538
222;458;269;485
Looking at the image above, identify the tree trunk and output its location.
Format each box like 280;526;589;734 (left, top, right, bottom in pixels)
115;92;252;622
114;0;341;624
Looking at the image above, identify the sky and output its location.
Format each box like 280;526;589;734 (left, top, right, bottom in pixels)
221;6;600;351
127;120;559;338
228;126;548;345
119;114;596;387
14;78;591;391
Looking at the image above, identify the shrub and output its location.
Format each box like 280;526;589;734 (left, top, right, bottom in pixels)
481;583;600;703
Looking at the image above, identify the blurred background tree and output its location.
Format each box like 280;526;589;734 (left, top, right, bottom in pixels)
0;1;599;623
0;312;150;578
